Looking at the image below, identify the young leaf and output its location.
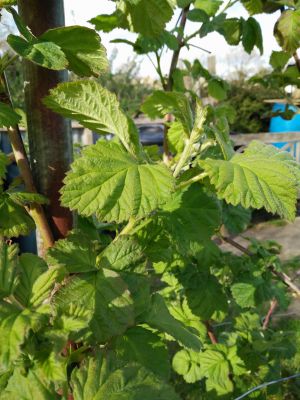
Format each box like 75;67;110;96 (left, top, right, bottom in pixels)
231;282;256;308
46;230;98;273
241;0;263;15
274;9;300;53
39;26;108;77
71;352;180;400
61;141;174;223
199;140;299;220
43;80;142;157
144;294;202;351
55;269;134;343
172;349;203;383
269;50;290;70
115;326;170;379
0;102;21;127
0;242;18;299
89;10;126;33
0;193;35;237
141;91;193;135
208;78;228;101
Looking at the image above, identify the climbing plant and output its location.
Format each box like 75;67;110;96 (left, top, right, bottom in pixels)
0;1;300;399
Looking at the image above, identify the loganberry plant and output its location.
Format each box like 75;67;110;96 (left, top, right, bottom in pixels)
0;1;300;399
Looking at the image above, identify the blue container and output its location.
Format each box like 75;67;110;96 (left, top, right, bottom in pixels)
269;103;300;150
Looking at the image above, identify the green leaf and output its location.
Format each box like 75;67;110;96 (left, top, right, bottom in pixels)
242;17;263;54
274;9;300;53
0;193;35;237
46;230;98;273
97;235;145;273
115;327;170;379
55;269;134;343
187;9;209;22
71;353;180;400
219;18;242;45
231;282;256;308
172;349;203;383
0;0;17;6
269;50;290;70
14;253;48;307
1;367;59;400
167;121;185;155
123;0;174;37
158;184;221;250
199;345;234;395
144;294;202;351
7;35;68;70
43;80;142;157
180;270;228;320
61;141;174;223
0;302;48;367
241;0;263;14
194;0;222;16
119;272;151;318
0;242;18;299
7;191;49;206
0;102;21;127
0;151;8;184
199;140;299;220
39;26;108;77
141;91;193;135
89;11;125;33
222;203;251;235
28;265;66;308
208;79;228;101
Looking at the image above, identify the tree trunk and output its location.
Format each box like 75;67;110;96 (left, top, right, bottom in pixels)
18;0;73;239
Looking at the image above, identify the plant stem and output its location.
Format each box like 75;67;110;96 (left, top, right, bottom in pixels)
0;73;54;249
154;51;167;90
205;320;218;344
221;236;300;297
176;172;208;190
262;299;278;330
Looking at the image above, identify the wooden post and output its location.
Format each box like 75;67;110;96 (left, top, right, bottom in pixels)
18;0;73;239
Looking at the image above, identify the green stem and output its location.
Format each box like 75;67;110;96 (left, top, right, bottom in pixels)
176;172;208;190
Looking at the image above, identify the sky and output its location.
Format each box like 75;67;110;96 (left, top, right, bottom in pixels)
63;0;281;79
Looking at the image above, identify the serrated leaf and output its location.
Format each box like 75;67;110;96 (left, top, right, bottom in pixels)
199;345;233;395
168;121;185;154
275;9;300;53
0;193;35;237
55;269;134;343
39;26;108;77
141;91;193;135
0;102;21;128
71;353;180;400
144;293;202;351
172;349;203;383
119;272;151;317
7;35;68;70
89;10;125;33
241;0;263;14
61;141;174;223
0;242;18;299
208;79;228;101
115;326;170;379
222;203;251;235
219;18;242;45
123;0;174;37
97;235;145;273
46;230;98;273
200;141;299;220
43;80;142;157
14;253;47;307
